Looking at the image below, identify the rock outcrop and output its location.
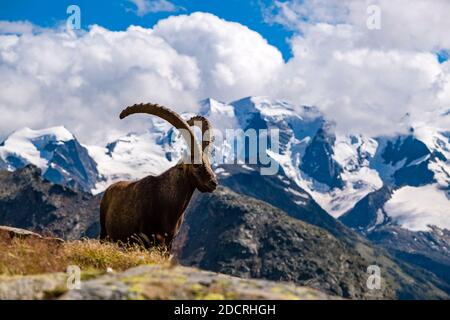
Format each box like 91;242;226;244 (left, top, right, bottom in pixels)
175;186;450;299
0;265;338;300
0;165;100;240
175;187;385;299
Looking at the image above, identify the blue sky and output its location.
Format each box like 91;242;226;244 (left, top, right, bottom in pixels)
0;0;294;60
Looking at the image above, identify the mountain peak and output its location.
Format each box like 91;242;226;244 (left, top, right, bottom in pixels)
0;126;98;193
199;98;235;117
231;96;302;121
11;126;75;142
0;126;76;171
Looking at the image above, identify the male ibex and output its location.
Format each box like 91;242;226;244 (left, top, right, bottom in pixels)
100;103;218;250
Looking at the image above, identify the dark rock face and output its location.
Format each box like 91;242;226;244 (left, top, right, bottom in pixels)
217;165;450;297
0;165;100;240
175;186;450;299
218;164;356;244
175;187;377;299
300;127;344;189
339;186;393;231
382;136;429;167
380;135;435;187
368;226;450;286
393;161;434;186
340;186;450;291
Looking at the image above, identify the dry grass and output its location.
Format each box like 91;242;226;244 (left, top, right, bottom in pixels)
0;232;169;276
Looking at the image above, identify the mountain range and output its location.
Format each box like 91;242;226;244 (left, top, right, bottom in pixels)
2;164;448;299
0;96;449;298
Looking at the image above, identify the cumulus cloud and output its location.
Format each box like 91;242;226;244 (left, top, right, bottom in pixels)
1;6;450;144
0;13;283;144
271;23;450;135
0;25;201;144
264;0;450;51
264;0;450;135
153;12;284;101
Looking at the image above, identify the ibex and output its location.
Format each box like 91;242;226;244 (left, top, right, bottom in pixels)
100;103;218;250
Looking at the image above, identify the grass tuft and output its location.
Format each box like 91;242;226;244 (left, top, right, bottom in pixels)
0;232;169;276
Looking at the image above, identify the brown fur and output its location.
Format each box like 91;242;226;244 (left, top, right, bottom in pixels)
100;104;217;251
100;162;217;249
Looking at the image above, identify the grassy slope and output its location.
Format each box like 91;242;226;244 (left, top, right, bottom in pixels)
0;230;336;300
0;231;168;276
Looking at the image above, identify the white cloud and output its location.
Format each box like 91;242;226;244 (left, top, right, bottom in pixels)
153;12;284;102
1;6;450;144
0;13;283;144
128;0;181;16
264;0;450;51
263;0;450;136
0;25;200;145
271;23;449;136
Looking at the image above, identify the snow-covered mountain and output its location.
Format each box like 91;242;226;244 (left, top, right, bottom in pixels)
1;96;449;234
87;119;186;194
340;126;450;232
0;127;98;192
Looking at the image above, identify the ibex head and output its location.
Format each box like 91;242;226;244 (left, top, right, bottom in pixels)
187;115;217;192
119;103;218;193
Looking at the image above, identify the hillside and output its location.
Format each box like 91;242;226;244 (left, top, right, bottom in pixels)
0;166;449;299
340;186;450;287
0;165;100;239
0;226;336;300
175;186;450;299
